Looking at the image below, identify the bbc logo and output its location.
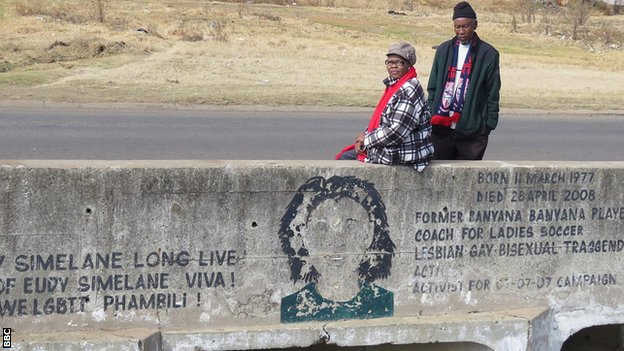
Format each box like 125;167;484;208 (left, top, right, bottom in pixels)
2;328;10;349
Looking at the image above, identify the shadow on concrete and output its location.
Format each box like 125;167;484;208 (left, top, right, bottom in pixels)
277;342;493;351
561;324;624;351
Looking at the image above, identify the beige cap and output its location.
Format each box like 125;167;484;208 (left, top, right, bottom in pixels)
386;42;417;65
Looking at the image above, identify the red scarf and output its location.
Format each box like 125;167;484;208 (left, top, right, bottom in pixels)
335;67;417;161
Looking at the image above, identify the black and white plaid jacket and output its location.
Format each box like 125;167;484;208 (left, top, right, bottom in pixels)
364;76;434;172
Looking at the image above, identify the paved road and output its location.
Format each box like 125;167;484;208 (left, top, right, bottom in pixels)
0;105;622;161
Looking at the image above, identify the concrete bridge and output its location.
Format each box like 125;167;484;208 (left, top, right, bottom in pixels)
0;160;622;350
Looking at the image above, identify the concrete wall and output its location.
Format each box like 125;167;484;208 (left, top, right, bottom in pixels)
0;160;622;351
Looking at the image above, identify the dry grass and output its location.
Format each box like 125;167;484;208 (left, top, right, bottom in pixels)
0;0;623;110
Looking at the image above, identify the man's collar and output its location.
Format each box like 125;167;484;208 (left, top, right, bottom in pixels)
455;32;480;47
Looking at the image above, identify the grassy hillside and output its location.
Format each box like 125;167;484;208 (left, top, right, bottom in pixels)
0;0;623;110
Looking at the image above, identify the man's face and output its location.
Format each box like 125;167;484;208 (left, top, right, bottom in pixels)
453;18;477;44
385;54;410;80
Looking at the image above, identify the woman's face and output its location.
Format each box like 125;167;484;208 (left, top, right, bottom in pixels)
385;54;411;80
303;198;373;301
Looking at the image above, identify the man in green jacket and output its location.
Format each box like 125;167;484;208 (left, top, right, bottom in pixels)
427;1;501;160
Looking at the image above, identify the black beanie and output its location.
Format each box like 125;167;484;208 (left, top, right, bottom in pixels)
453;1;477;20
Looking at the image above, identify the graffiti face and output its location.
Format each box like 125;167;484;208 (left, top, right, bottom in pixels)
278;176;395;323
303;198;374;301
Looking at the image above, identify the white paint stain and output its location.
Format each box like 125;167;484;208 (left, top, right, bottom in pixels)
200;312;211;322
91;308;106;322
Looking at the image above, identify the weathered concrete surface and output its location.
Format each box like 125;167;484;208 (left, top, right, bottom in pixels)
0;160;623;350
11;329;160;351
162;308;548;351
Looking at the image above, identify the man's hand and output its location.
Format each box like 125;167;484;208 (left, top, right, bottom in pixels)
355;133;366;155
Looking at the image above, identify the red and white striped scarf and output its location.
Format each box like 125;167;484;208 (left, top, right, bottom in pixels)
431;38;475;127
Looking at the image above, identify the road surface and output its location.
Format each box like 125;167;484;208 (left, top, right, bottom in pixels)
0;104;622;161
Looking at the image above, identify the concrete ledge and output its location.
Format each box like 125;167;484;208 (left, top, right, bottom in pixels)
0;160;622;350
163;308;548;351
12;329;160;351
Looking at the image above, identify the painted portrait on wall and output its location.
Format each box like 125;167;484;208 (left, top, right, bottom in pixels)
278;175;395;323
